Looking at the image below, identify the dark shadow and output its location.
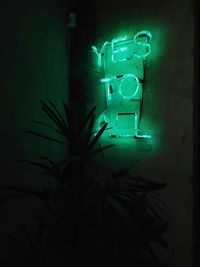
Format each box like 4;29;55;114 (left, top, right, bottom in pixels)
68;0;98;121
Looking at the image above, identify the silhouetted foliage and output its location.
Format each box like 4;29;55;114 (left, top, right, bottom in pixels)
0;102;169;267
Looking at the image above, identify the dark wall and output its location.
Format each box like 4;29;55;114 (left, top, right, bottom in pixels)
0;0;69;263
0;0;194;266
72;0;194;267
0;0;68;183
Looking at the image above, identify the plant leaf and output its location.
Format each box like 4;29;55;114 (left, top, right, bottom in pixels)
143;242;161;265
30;120;58;131
88;122;108;151
63;102;75;138
78;106;96;135
26;130;67;145
84;113;96;146
89;144;115;156
19;159;50;171
106;196;139;233
151;236;169;251
48;101;67;126
40;101;69;138
7;232;27;248
0;193;27;203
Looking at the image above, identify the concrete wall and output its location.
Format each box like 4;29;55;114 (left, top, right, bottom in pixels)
73;0;194;266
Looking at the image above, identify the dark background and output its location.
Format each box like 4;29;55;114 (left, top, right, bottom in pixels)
0;0;196;266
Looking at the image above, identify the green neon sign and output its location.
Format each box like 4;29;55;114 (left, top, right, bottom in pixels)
92;30;153;139
111;36;129;62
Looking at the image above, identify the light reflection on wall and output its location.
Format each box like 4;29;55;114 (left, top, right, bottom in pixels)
92;31;153;139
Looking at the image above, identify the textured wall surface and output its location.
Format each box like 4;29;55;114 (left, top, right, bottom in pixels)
73;0;194;266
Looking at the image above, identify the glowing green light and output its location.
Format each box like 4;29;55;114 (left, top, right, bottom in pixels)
116;113;137;137
111;36;129;63
92;45;98;55
92;42;109;66
101;78;111;82
107;83;112;101
135;134;152;139
119;74;140;99
115;113;151;138
114;36;128;42
97;114;108;131
135;113;138;129
92;30;154;139
120;47;128;52
133;31;152;58
92;31;153;66
100;79;113;100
